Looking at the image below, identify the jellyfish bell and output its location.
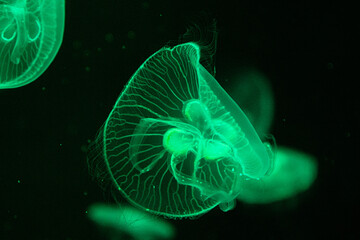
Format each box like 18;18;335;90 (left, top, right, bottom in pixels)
0;0;65;89
88;41;275;219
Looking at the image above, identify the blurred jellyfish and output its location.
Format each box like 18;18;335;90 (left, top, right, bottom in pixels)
237;146;318;204
87;203;175;240
228;69;274;138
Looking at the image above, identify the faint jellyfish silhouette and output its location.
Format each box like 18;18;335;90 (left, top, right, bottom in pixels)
88;42;274;219
228;69;274;138
0;0;65;89
87;203;175;240
237;146;317;204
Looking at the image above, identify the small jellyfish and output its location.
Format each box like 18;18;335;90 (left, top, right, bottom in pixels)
89;42;274;218
87;203;175;240
0;0;65;89
237;146;318;204
228;69;274;138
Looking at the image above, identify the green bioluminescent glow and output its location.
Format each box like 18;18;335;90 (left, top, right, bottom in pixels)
237;146;317;204
88;203;175;240
229;70;274;138
88;42;274;218
0;0;65;89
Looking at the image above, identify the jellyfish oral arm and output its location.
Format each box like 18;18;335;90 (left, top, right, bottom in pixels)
10;7;27;64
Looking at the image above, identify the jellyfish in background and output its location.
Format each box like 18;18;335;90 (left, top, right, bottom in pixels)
0;0;65;89
88;42;274;219
87;203;175;240
228;70;318;204
228;69;274;139
237;146;318;204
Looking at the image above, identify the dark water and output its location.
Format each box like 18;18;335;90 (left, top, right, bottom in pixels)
1;0;356;239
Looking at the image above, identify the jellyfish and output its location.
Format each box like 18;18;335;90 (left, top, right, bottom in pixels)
237;146;318;204
0;0;65;89
87;203;175;240
228;69;274;138
89;42;274;218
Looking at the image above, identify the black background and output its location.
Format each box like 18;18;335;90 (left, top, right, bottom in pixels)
0;0;357;239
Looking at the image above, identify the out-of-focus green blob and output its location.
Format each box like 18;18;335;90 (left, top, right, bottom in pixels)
0;0;65;89
88;42;274;219
237;146;317;204
87;203;175;240
229;70;274;138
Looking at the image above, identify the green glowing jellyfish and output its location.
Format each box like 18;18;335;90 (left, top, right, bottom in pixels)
89;42;274;218
88;203;175;240
0;0;65;89
237;146;317;204
229;69;274;138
